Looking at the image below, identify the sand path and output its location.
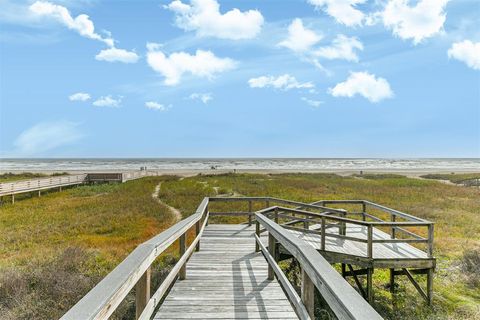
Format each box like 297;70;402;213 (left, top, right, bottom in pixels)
152;181;182;222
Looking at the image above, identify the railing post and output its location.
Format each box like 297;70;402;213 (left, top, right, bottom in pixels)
427;224;434;257
301;269;315;318
195;220;200;252
427;268;433;305
268;233;276;280
274;207;279;224
391;214;396;239
389;269;395;294
341;209;347;236
367;268;374;303
135;267;151;319
179;233;186;280
248;200;253;226
362;202;366;221
367;224;373;259
255;220;260;252
321;216;326;251
427;224;434;304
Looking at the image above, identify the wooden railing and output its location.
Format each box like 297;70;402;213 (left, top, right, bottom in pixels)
0;171;161;199
61;197;209;320
309;200;434;257
0;174;87;196
255;211;383;320
258;206;434;259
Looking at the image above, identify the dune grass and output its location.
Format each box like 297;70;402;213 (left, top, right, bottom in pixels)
1;172;479;319
420;173;480;185
0;172;69;183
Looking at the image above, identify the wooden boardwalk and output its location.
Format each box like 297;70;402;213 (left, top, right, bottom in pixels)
288;223;431;267
0;171;160;203
62;196;435;320
155;224;298;319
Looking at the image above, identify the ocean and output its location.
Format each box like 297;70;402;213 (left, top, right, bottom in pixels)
0;158;479;172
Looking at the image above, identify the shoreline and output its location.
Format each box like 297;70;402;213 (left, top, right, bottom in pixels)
1;168;479;178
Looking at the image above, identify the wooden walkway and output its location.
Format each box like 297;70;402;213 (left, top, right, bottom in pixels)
0;171;160;202
288;223;431;267
155;225;298;319
63;196;436;320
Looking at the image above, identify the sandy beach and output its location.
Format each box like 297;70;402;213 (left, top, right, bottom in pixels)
1;168;479;178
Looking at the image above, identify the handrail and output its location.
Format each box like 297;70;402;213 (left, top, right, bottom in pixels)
312;200;431;223
0;174;87;196
254;233;311;320
61;197;209;320
255;212;383;320
209;196;347;215
262;206;434;259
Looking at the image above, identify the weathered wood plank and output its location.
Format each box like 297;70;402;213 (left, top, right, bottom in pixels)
155;224;300;320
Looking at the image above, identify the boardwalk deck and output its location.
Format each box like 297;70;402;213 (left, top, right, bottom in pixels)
287;223;432;268
154;224;299;320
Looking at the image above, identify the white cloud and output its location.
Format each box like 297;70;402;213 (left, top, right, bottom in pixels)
164;0;264;40
146;44;237;86
29;1;114;47
189;93;212;104
13;120;83;156
248;74;314;91
380;0;449;44
314;34;363;62
69;92;90;101
307;0;366;27
278;19;363;71
278;18;322;53
301;97;323;107
447;40;480;70
145;101;171;111
328;71;393;103
95;47;139;63
93;95;122;107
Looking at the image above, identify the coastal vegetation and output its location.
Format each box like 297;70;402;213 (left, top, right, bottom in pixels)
0;172;68;182
0;173;479;319
420;173;480;186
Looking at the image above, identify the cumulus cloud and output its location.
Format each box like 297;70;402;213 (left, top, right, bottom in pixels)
69;92;90;101
164;0;264;40
146;43;237;85
301;97;323;107
314;34;363;62
95;47;139;63
93;95;122;107
29;1;114;46
278;19;363;70
13;120;83;156
328;72;393;103
145;101;171;111
380;0;449;44
189;93;212;104
447;40;480;70
278;18;322;53
307;0;366;27
248;74;314;91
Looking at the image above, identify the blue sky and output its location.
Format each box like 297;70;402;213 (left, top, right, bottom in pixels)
0;0;479;158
